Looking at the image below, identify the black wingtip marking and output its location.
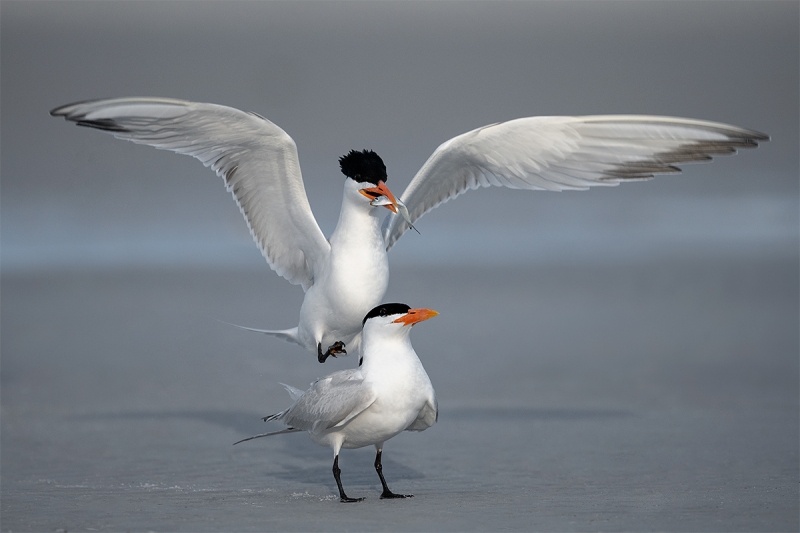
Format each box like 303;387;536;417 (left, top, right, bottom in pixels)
247;110;270;122
50;98;106;117
726;129;770;142
75;119;130;133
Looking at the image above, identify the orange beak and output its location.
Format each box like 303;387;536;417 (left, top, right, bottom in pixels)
392;308;439;326
358;180;399;214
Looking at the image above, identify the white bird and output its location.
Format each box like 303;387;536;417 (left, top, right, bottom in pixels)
51;98;768;361
51;99;410;363
234;302;439;502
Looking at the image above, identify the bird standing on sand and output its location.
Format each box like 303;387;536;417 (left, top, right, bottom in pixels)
51;98;768;362
234;303;439;502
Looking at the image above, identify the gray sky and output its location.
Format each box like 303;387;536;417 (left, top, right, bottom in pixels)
2;0;797;269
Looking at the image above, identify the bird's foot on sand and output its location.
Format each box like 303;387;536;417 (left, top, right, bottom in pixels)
380;490;413;499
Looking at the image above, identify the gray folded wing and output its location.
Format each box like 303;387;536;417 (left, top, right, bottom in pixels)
382;115;768;250
280;370;377;434
51;97;330;290
405;398;438;432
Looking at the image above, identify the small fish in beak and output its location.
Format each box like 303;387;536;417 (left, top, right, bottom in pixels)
371;196;420;234
359;181;398;212
360;181;420;234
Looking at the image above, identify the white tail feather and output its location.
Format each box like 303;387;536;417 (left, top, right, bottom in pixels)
233;427;302;445
280;383;306;402
219;321;302;347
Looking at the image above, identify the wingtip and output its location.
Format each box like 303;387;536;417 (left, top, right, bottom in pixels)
734;134;769;147
50;102;76;118
725;127;769;144
49;97;103;119
735;127;770;144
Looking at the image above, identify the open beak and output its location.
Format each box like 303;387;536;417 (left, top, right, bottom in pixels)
360;181;421;234
393;308;439;326
359;181;400;214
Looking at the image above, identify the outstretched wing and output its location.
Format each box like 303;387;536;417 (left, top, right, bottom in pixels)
382;115;768;249
51;97;330;290
280;370;376;434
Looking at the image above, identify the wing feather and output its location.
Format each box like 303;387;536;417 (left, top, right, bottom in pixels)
51;97;330;290
276;370;376;434
405;398;438;432
382;115;768;249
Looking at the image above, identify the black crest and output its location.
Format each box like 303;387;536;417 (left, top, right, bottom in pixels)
338;149;387;185
363;303;410;326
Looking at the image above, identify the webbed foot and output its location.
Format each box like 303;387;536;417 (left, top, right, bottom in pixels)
380;490;413;499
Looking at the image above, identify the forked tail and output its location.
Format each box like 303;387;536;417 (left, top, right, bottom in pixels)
233;427;302;445
233;401;302;445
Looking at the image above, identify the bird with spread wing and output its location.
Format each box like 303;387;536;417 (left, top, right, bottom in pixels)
51;98;768;362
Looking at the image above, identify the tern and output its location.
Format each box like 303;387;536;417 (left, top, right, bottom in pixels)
51;98;768;361
51;98;411;363
234;302;439;502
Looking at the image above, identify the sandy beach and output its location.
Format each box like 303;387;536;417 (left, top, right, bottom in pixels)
2;257;797;531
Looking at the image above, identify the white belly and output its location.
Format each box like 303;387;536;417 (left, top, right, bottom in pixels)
310;397;423;451
296;241;389;351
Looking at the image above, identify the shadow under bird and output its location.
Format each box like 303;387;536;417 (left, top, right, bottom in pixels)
51;98;768;362
234;303;439;502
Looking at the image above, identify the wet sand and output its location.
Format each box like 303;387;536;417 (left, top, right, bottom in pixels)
2;257;797;531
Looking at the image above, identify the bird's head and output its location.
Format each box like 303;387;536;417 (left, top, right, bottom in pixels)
339;149;418;231
338;149;400;214
362;303;439;333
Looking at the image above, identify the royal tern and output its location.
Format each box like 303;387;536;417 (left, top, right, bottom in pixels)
51;99;410;363
51;98;768;361
234;303;439;502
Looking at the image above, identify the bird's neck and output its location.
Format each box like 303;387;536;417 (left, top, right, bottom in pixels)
321;184;390;315
329;189;384;250
360;333;417;376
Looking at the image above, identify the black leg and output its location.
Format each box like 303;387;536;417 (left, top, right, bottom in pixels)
318;341;347;363
333;455;363;503
375;449;413;499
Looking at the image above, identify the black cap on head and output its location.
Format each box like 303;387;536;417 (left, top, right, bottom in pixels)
339;149;387;185
363;303;410;326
